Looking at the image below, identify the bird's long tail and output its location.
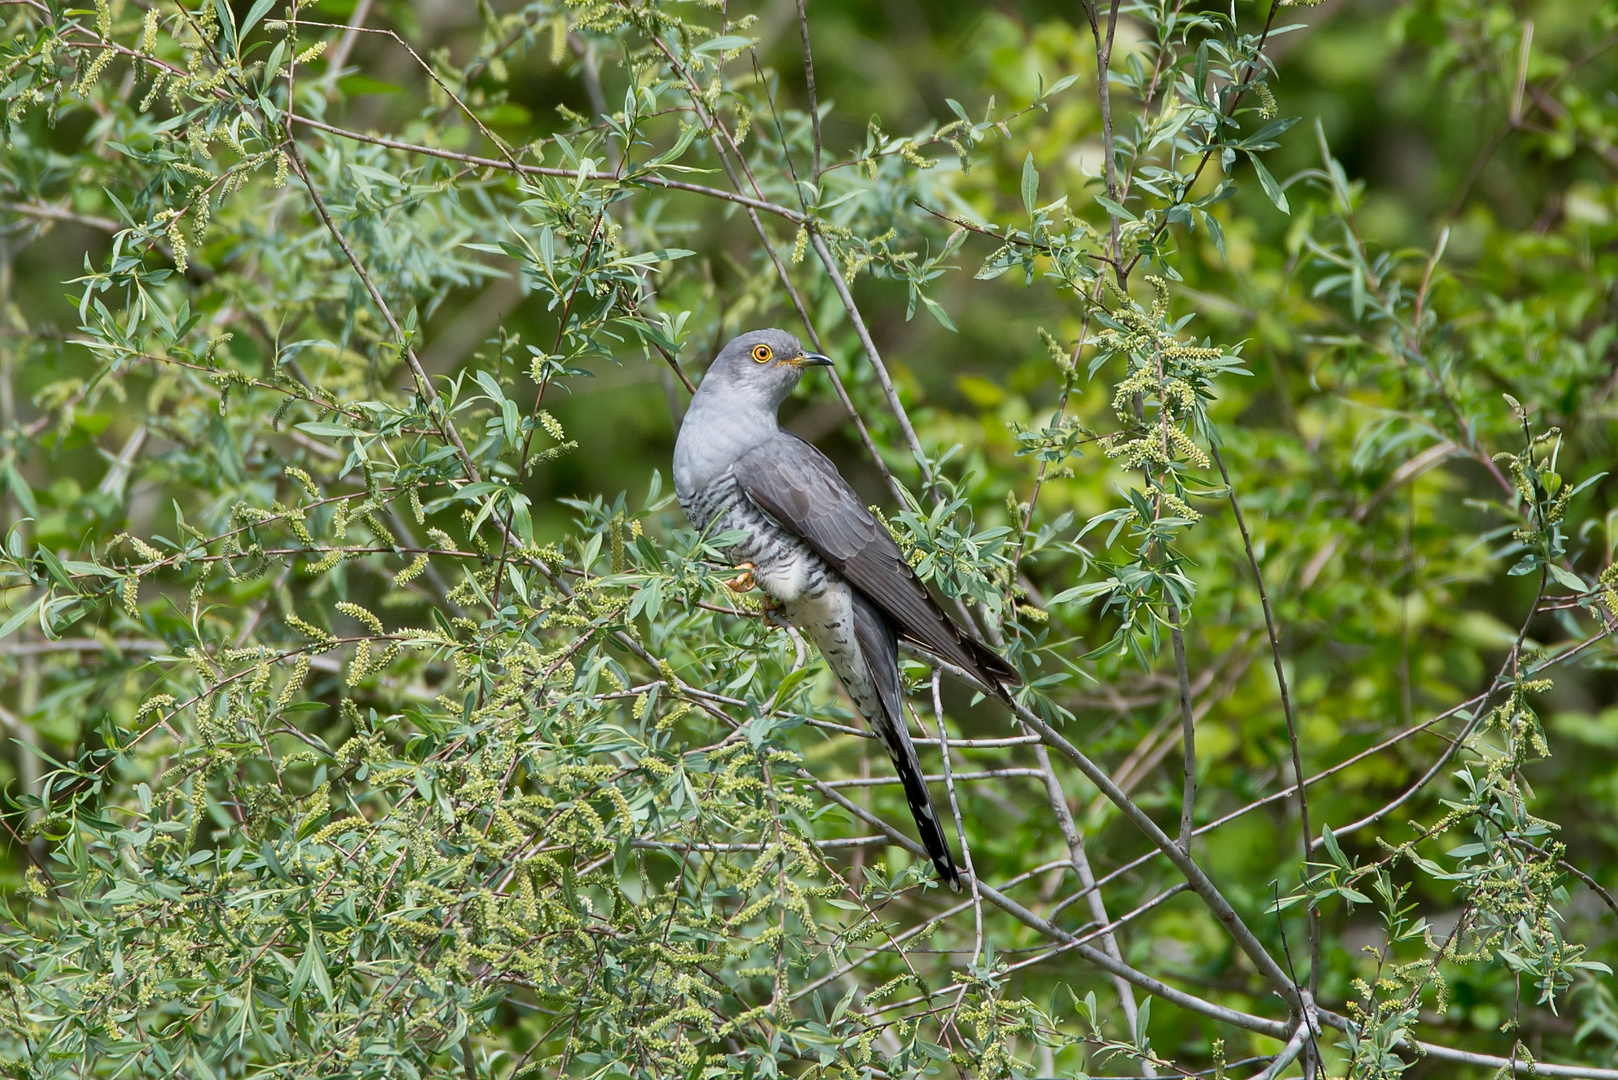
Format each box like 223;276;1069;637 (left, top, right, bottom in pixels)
851;592;961;891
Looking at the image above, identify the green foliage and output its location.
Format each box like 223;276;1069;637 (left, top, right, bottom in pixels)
1;0;1617;1076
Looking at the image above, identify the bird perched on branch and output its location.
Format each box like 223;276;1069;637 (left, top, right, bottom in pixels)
673;328;1018;890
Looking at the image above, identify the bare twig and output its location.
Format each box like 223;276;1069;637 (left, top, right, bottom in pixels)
1167;602;1196;854
1317;569;1547;851
318;0;375;93
1030;740;1151;1074
819;767;1043;789
807;768;1292;1038
793;0;822;180
1210;442;1317;996
281;141;478;480
932;672;982;966
1011;697;1304;1010
1297;440;1460;589
807;229;937;497
288;114;805;222
1255;1018;1311;1080
1081;0;1124;271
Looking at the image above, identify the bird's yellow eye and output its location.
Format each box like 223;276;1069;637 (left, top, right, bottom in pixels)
751;344;773;363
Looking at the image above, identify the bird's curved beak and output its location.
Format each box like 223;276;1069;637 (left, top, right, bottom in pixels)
790;352;834;368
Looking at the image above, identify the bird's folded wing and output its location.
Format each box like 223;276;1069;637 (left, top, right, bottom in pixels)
735;432;1016;690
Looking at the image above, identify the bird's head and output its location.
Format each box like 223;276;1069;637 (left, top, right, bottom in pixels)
699;328;833;411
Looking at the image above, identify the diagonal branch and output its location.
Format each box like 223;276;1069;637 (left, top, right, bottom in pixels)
1167;601;1196;853
288;113;805;221
931;672;983;969
793;0;823;181
807;229;937;496
281;141;479;482
803;765;1292;1039
1210;442;1318;996
1009;697;1304;1011
1030;740;1153;1076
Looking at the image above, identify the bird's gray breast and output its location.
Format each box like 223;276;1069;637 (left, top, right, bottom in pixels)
686;477;877;714
677;461;881;722
680;469;830;605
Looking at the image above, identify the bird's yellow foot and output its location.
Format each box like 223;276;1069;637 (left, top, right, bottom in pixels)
722;562;756;592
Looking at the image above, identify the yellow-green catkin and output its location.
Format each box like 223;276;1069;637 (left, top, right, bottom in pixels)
1253;81;1277;120
286;466;320;501
335;601;385;635
74;47;116;97
347;640;371;686
550;16;568;65
169;229;189;276
276;653;311;710
396;553;429;586
139;74;167;112
126;534;164;562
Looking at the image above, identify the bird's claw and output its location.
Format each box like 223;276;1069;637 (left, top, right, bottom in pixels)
722;562;756;592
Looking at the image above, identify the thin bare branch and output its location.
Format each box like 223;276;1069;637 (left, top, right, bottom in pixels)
1030;740;1151;1073
810;759;1291;1037
288;114;805;222
793;0;822;180
932;671;983;966
1167;602;1196;853
1209;442;1317;993
281;141;479;481
1011;697;1305;1010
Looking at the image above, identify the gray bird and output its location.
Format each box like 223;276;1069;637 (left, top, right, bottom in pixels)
674;328;1017;890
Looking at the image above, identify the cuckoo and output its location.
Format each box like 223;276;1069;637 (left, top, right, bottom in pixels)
673;328;1017;889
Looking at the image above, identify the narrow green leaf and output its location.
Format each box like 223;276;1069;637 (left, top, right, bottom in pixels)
294;422;358;438
1246;152;1289;214
240;0;278;39
1095;195;1138;222
1547;563;1587;593
692;35;756;54
0;595;42;640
